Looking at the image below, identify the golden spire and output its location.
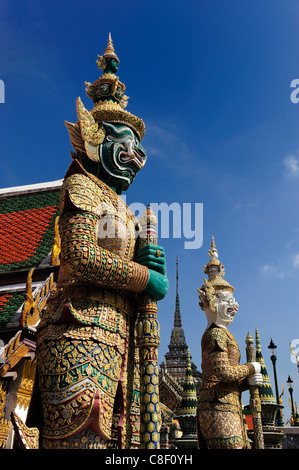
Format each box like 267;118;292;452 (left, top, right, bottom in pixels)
105;33;119;61
204;236;225;280
97;33;119;70
211;235;216;249
197;237;234;311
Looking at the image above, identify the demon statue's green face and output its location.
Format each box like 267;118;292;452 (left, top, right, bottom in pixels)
98;122;147;193
104;58;119;74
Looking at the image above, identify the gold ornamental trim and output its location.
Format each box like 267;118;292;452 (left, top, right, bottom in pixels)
91;100;145;141
0;331;31;378
0;383;9;448
21;269;54;329
16;359;36;411
11;412;39;449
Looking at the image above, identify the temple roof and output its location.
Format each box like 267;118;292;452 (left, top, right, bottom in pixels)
0;291;26;327
0;181;61;274
159;367;183;413
0;180;62;328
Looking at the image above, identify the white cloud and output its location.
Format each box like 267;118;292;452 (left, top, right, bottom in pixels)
146;123;191;160
234;200;258;210
292;253;299;268
259;253;299;278
283;152;299;176
145;122;204;179
259;264;285;279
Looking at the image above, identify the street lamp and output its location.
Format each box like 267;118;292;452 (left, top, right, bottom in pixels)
268;338;284;426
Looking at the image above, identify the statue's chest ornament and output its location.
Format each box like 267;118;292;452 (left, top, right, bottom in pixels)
96;207;139;259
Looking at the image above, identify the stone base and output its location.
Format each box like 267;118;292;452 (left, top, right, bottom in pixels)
280;427;299;449
262;426;285;449
175;435;198;449
247;426;285;449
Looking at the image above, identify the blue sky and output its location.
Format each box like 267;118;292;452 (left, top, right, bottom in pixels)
1;0;299;423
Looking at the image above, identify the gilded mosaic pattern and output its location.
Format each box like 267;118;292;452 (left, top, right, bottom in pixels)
198;325;255;449
36;166;147;448
34;35;169;449
198;410;248;449
37;333;123;438
59;171;148;292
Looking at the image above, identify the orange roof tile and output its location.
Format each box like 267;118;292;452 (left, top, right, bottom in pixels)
0;206;57;265
0;188;60;272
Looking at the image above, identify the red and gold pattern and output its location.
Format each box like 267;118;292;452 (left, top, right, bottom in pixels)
11;412;39;449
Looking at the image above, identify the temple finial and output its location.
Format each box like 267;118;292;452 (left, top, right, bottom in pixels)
203;235;227;283
211;236;216;249
255;328;261;348
176;256;179;293
208;236;218;260
174;257;182;328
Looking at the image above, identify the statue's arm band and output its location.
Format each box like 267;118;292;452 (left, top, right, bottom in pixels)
60;211;149;292
210;351;256;383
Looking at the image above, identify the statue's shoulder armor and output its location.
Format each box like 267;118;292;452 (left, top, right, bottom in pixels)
203;324;228;352
60;160;104;216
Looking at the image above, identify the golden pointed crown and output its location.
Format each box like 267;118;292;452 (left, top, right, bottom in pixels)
203;236;225;278
96;33;120;70
66;34;146;155
83;34;145;141
197;237;234;311
204;237;234;292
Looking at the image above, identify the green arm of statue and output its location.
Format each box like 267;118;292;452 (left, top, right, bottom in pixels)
143;271;169;301
137;245;169;300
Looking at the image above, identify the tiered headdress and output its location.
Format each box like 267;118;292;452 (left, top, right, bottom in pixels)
197;237;234;312
65;34;145;162
96;32;120;68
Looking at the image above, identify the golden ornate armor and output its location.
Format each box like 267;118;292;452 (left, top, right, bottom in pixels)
198;324;255;449
36;162;148;449
36;35;168;450
196;238;259;449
